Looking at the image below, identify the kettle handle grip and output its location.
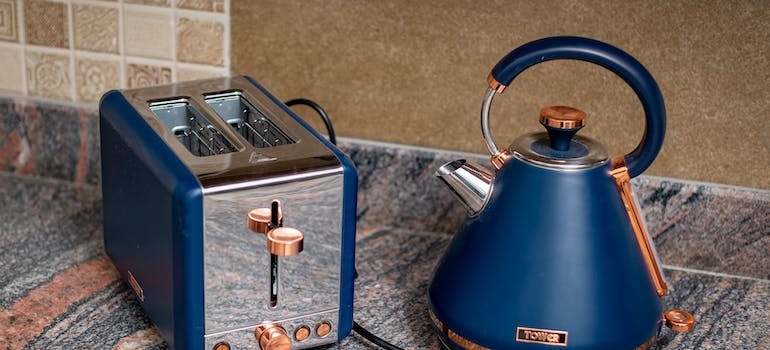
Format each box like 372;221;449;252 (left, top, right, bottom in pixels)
485;36;665;178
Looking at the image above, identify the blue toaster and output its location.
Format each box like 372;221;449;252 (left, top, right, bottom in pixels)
99;76;358;350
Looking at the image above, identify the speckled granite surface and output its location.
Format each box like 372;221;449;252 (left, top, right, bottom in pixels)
1;96;769;349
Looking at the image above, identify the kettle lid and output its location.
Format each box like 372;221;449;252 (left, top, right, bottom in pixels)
509;106;609;170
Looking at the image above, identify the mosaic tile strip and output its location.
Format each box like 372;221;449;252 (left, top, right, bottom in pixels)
26;51;72;100
73;4;119;54
0;0;18;42
0;0;230;103
24;0;69;48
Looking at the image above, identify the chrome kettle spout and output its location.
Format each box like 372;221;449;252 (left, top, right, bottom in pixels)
436;159;493;215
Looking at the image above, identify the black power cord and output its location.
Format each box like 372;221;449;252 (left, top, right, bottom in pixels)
285;98;404;350
284;98;337;145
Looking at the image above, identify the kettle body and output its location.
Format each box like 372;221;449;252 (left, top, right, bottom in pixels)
429;37;694;349
430;156;661;349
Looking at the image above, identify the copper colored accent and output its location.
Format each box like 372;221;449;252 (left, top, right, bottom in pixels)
294;325;311;341
539;106;587;129
490;148;511;170
254;324;292;350
486;74;506;93
248;206;282;235
634;334;658;350
430;309;657;349
429;310;489;350
316;322;332;337
212;342;231;350
127;270;144;302
267;227;304;256
611;157;667;297
664;309;695;332
516;327;568;347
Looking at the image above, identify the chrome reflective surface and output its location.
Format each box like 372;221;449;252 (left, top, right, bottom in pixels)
480;88;499;156
509;132;609;170
120;76;340;185
203;169;344;348
436;159;493;216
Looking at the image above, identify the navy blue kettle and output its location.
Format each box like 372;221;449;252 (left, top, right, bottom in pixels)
430;37;695;349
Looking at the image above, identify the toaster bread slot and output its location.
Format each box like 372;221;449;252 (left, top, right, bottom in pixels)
204;91;295;148
149;98;237;157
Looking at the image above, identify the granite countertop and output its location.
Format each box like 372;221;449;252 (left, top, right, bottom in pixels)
1;164;768;349
0;98;769;349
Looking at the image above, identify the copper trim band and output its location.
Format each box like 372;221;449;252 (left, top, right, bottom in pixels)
490;148;511;170
486;74;506;93
429;310;489;350
611;157;668;296
429;309;657;350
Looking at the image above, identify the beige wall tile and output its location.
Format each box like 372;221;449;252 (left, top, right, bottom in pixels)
24;0;69;48
177;67;222;81
177;17;223;66
124;0;170;6
0;46;23;92
126;63;171;88
73;4;119;53
76;57;120;102
26;51;71;100
124;9;172;59
176;0;225;13
0;0;18;42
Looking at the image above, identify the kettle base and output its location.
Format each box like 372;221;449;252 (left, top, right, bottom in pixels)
430;310;659;350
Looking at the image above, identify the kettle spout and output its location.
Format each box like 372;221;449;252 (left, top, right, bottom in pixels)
436;159;493;215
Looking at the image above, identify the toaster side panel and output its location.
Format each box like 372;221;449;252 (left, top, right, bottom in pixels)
100;91;205;350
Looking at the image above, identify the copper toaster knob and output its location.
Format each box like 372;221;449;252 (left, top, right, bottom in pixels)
267;227;304;256
664;309;695;332
248;207;282;235
254;324;292;350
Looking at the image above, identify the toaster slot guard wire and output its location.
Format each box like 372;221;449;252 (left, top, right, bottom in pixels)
148;98;237;157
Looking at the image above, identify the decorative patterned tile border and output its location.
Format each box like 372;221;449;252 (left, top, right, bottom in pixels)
0;0;230;103
23;0;68;48
75;57;121;103
73;4;119;54
0;45;23;93
0;0;18;42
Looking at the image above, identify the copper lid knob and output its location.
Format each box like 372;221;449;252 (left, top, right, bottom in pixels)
254;324;291;350
248;206;283;235
267;227;304;256
539;105;587;129
664;309;695;332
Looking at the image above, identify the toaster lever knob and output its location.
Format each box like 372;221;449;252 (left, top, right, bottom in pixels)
267;227;304;256
254;324;291;350
248;206;283;235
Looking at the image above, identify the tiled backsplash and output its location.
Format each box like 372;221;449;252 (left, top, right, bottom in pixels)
0;0;229;103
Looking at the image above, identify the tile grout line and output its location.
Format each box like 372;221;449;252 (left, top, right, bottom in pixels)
170;0;177;82
67;0;76;101
661;264;769;283
17;0;27;95
118;0;126;89
223;0;230;75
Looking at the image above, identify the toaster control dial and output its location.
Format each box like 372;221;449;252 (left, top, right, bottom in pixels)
267;227;304;256
255;324;291;350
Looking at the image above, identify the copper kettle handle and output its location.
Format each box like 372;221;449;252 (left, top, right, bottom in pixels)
480;36;665;178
